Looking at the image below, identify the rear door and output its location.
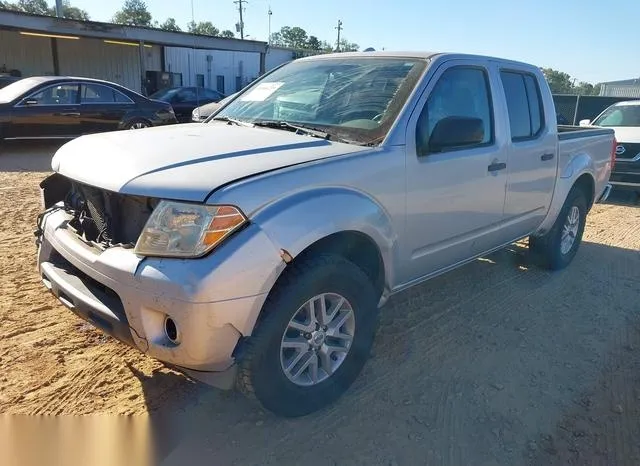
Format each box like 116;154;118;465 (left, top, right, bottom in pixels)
80;83;134;134
170;87;199;122
10;83;80;138
498;69;557;235
403;60;509;283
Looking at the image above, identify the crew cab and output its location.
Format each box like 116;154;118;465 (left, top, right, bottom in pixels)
580;100;640;190
35;52;615;417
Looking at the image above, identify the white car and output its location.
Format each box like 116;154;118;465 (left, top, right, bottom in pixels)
581;100;640;189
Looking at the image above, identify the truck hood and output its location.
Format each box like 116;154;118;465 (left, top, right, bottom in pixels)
52;123;367;201
608;126;640;143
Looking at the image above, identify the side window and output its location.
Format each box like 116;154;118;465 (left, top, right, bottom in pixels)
176;88;197;102
27;84;78;105
81;84;116;104
500;71;545;140
416;66;493;155
114;89;133;103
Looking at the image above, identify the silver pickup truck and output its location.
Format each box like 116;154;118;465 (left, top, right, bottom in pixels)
35;52;615;417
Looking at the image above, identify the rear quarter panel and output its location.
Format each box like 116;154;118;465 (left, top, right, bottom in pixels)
535;129;614;235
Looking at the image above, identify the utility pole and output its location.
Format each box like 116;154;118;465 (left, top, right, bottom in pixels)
268;6;272;45
55;0;63;17
335;20;343;52
234;0;246;40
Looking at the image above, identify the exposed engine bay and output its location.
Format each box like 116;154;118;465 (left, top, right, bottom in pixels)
38;173;158;249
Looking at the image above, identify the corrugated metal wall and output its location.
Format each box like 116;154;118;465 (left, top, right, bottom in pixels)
0;30;54;76
164;47;262;94
599;84;640;98
57;38;154;92
266;48;295;72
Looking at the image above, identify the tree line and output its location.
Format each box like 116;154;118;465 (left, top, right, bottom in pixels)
542;68;601;96
0;0;358;51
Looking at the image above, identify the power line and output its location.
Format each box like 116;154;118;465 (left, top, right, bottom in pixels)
335;20;343;52
234;0;246;40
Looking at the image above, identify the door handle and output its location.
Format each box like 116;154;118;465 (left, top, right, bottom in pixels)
488;162;507;172
59;112;80;117
541;153;555;161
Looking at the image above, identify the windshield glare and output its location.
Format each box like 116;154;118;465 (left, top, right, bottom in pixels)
213;57;428;145
593;104;640;127
0;77;44;103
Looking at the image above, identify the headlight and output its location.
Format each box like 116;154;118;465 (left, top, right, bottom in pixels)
192;108;200;121
134;201;247;258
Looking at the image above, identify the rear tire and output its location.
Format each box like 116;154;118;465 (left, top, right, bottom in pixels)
124;119;151;130
237;254;379;417
530;186;588;270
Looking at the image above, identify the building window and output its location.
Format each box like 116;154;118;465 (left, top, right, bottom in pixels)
216;75;225;94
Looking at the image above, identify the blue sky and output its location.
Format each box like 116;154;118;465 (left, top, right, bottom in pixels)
67;0;637;84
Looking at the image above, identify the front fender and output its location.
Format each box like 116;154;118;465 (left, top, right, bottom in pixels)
251;186;399;291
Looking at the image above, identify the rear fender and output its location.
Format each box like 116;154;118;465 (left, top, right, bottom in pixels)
252;186;398;292
534;153;595;235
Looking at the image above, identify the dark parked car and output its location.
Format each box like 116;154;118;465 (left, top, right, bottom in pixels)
0;76;20;89
0;76;177;141
150;86;225;122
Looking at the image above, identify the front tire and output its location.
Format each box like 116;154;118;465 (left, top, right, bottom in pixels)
530;186;588;270
237;254;379;417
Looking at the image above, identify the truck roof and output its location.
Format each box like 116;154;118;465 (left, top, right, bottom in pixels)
297;51;540;70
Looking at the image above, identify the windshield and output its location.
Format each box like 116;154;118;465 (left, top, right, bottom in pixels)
213;57;428;145
592;104;640;127
0;77;46;103
150;88;180;101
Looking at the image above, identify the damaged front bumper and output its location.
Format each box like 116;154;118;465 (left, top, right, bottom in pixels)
36;207;284;389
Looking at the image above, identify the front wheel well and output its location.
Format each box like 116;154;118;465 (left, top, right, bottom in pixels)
291;231;386;300
574;173;595;209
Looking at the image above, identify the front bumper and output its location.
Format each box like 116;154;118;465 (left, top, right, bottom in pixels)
36;208;284;388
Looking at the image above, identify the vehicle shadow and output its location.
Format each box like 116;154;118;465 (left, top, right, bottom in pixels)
128;239;640;465
604;188;640;207
0;140;63;172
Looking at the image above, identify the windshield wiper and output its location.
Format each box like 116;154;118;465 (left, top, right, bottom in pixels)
210;116;254;127
253;120;331;140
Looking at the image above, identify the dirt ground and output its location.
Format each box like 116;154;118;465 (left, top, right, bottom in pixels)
1;141;640;465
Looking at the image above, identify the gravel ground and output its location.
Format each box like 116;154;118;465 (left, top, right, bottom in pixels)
1;141;639;465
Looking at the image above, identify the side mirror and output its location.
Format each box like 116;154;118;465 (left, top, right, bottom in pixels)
427;116;485;154
579;119;591;127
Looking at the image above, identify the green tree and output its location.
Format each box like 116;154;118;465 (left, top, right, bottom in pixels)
306;35;321;50
573;81;601;96
56;0;89;20
337;38;359;52
220;29;235;38
112;0;152;27
542;68;574;94
187;21;219;36
6;0;50;15
159;17;181;32
280;26;308;49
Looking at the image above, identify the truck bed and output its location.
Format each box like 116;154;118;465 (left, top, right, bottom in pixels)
557;125;613;141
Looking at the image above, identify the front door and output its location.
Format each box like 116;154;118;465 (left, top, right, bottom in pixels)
402;61;509;284
10;83;81;138
498;69;557;236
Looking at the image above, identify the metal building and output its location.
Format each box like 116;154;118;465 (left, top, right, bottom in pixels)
599;78;640;98
0;10;294;95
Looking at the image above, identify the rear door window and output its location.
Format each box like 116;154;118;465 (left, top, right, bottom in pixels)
500;71;545;140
